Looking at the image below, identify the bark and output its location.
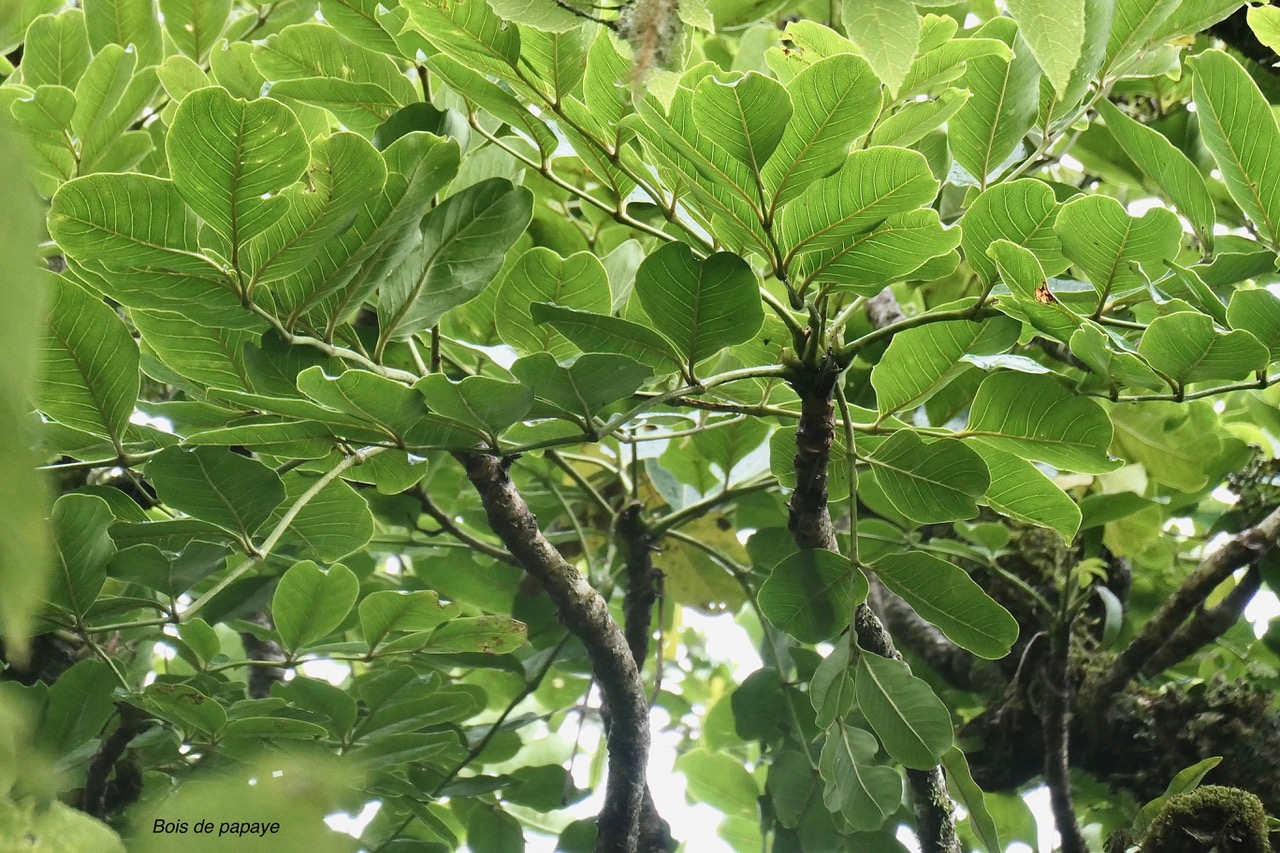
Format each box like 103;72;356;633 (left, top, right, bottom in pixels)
784;353;961;853
82;705;151;818
1084;505;1280;719
458;452;652;853
1043;618;1086;853
616;501;675;853
239;611;286;700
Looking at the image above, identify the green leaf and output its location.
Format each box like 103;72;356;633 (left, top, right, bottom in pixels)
872;551;1018;659
962;180;1068;284
855;651;953;768
39;659;119;755
158;0;230;61
167;86;310;260
531;303;684;374
868;87;971;148
762;53;882;209
949;17;1041;187
0;0;62;53
0;800;126;853
71;44;158;173
496;249;612;360
758;549;868;644
1163;262;1231;326
966;372;1115;473
297;366;437;446
819;723;900;830
9;84;78;195
841;0;919;96
273;472;375;561
467;806;524;853
378;178;533;345
1105;0;1181;73
796;208;960;292
1227;289;1280;361
1096;100;1215;248
1006;0;1085;98
48;494;116;618
83;0;162;68
414;374;533;442
1138;312;1268;386
1068;321;1165;392
1108;401;1227;493
1189;50;1280;250
634;243;763;367
780;145;939;258
272;560;359;652
140;682;225;735
677;748;761;816
424;616;527;654
401;0;521;79
1055;195;1183;304
145;447;286;543
811;641;855;730
360;590;460;649
1249;5;1280;52
691;71;792;175
39;278;139;445
245;132;388;287
21;10;91;88
511;353;653;421
972;442;1081;540
871;317;1018;416
49;173;219;275
941;747;1003;853
867;430;989;524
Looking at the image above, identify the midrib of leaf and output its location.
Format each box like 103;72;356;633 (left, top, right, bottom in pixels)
978;58;1014;187
54;211;215;269
867;450;972;501
1095;219;1133;308
228;106;248;267
767;84;863;218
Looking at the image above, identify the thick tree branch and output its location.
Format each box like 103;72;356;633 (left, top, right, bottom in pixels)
1086;505;1280;714
82;705;151;818
457;452;652;853
784;351;960;853
1139;565;1263;679
239;611;286;699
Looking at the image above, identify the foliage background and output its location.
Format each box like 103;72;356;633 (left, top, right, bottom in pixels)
3;0;1280;851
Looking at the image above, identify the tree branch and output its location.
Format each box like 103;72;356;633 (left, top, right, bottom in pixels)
1139;564;1264;679
1044;594;1086;853
1086;504;1280;714
456;452;653;853
82;705;151;818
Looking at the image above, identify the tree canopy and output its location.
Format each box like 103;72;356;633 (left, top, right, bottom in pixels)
3;0;1280;852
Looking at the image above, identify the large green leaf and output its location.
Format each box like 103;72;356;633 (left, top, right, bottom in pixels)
962;180;1068;284
272;560;359;653
415;374;534;441
676;748;761;816
779;145;938;259
21;10;91;89
972;443;1081;539
1055;195;1183;305
965;372;1115;472
1108;401;1228;492
360;590;460;649
167;86;311;261
1189;50;1280;249
296;367;436;446
1138;312;1268;386
795;208;961;292
158;0;230;61
48;494;116;618
1096;100;1215;248
49;173;219;275
1105;0;1181;74
39;278;139;445
531;304;683;375
510;353;653;421
949;17;1041;186
273;473;375;561
496;249;612;359
1068;324;1165;391
819;724;902;831
761;53;882;210
840;0;919;96
1006;0;1085;98
422;616;527;654
942;748;1003;853
245;132;388;287
866;430;989;523
1250;5;1280;52
871;317;1018;416
377;178;533;345
872;551;1018;659
145;447;286;543
855;651;953;769
634;243;763;367
71;44;158;173
401;0;521;79
1227;289;1280;361
691;71;792;177
83;0;162;68
811;641;855;730
757;549;868;644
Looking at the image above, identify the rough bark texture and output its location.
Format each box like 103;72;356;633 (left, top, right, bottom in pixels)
616;502;675;853
1043;618;1086;853
458;452;651;853
784;356;961;853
